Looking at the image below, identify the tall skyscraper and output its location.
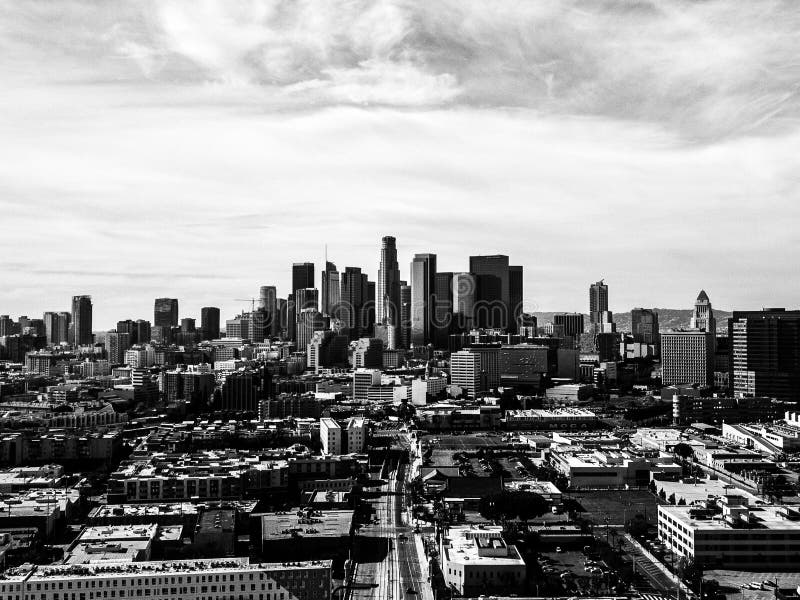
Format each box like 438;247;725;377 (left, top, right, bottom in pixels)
411;253;437;346
399;281;411;348
589;279;614;333
295;288;319;314
434;271;454;349
469;255;510;330
154;298;179;328
320;262;340;317
690;290;716;333
631;308;660;346
200;307;220;340
377;236;401;328
509;265;523;334
340;267;365;339
729;309;800;403
452;272;476;332
135;319;152;344
292;262;315;293
258;285;278;337
71;295;93;346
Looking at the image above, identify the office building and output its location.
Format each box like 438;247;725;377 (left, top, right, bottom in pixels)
294;287;319;315
450;350;482;398
631;308;660;346
352;369;381;402
219;371;257;412
553;312;584;338
440;526;526;596
729;308;800;403
672;395;780;426
589;279;608;324
135;319;152;344
350;337;384;369
690;289;716;332
410;253;437;346
200;306;220;341
470;255;510;330
399;281;411;348
377;236;402;328
661;330;714;386
297;308;328;350
153;298;178;328
339;267;367;339
292;262;315;293
452;272;476;332
320;417;341;455
43;311;69;346
106;331;131;365
71;295;93;346
320;263;339;317
658;496;800;569
509;264;523;334
498;344;549;389
258;286;278;337
434;271;453;349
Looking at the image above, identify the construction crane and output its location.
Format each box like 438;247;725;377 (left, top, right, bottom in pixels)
233;298;258;312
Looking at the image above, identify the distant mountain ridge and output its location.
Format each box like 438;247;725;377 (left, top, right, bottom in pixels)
533;309;733;333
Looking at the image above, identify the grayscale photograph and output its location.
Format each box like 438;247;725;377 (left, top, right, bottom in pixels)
0;2;799;600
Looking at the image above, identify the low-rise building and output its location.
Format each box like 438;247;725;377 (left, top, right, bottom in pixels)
440;525;526;596
550;449;681;488
504;408;599;430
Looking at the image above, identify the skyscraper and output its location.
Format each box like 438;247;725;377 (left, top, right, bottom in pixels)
399;281;411;349
154;298;179;328
106;331;131;365
589;279;614;333
509;265;523;334
452;272;476;332
71;295;93;346
292;262;315;293
258;286;278;337
729;309;800;403
295;288;319;314
469;255;509;330
200;307;220;340
631;308;660;345
43;311;69;345
340;267;365;338
135;319;152;344
377;236;401;328
410;253;437;346
320;262;340;317
434;271;454;349
690;290;716;333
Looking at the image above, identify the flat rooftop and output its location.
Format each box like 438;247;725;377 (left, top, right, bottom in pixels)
258;509;353;540
660;504;800;532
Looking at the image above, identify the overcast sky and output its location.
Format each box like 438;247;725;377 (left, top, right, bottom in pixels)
1;0;799;328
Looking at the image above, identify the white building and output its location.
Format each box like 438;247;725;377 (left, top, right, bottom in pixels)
352;369;381;402
0;557;331;600
658;496;800;569
320;418;342;455
344;417;367;454
450;351;482;398
550;449;681;488
440;525;526;596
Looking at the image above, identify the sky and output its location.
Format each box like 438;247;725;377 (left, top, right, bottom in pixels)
1;0;799;329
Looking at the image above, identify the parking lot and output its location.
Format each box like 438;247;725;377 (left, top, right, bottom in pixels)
567;489;660;526
536;547;623;596
424;433;502;449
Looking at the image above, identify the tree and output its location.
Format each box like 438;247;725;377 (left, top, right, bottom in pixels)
673;443;695;460
478;491;549;523
668;493;676;505
626;513;648;537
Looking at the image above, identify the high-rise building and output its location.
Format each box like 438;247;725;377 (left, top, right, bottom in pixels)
180;318;196;333
135;319;152;344
295;288;319;314
71;295;93;346
399;281;411;349
589;280;608;324
154;298;179;328
434;271;454;349
631;308;660;346
258;286;278;337
450;351;482;398
661;330;714;386
297;308;328;350
377;236;402;328
292;262;315;292
339;267;367;339
353;368;381;401
690;290;716;333
106;331;131;365
553;313;584;338
320;263;340;317
411;253;437;346
509;265;523;334
469;255;510;330
452;272;476;332
200;307;220;340
729;309;800;403
0;315;13;337
43;311;69;345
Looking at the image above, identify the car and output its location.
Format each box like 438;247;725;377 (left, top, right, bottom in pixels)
556;546;563;553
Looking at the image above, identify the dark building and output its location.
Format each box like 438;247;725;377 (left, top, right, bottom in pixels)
399;281;411;349
589;279;608;325
377;236;402;329
509;265;523;334
553;312;584;338
292;262;315;292
320;264;339;318
339;267;366;339
469;255;510;330
219;371;258;412
729;309;800;404
135;319;152;344
71;295;93;346
201;307;220;340
434;271;454;349
154;298;179;328
631;308;660;347
411;253;437;346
